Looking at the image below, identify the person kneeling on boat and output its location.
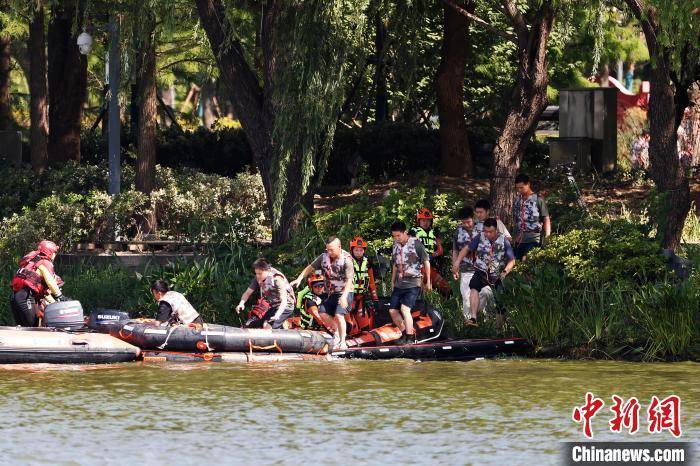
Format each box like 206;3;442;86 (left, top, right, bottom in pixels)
389;220;431;345
453;218;515;328
236;258;296;329
296;272;332;331
10;240;66;326
291;236;354;350
151;280;204;325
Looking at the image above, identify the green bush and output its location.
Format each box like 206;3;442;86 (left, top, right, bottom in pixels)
0;164;268;260
494;214;699;360
521;219;665;284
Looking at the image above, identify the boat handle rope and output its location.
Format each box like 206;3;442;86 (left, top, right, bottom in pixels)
119;327;133;340
202;323;213;352
157;325;178;350
248;339;283;356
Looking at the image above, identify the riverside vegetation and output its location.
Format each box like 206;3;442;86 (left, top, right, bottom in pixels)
0;154;698;361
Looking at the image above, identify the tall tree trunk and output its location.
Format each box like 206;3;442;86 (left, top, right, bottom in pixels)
374;17;388;123
0;34;12;130
688;83;700;166
435;0;474;177
646;66;690;249
47;1;87;164
197;0;314;245
29;4;49;174
625;0;692;251
135;10;158;234
490;2;554;224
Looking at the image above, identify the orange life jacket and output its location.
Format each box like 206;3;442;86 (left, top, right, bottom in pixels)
11;251;60;298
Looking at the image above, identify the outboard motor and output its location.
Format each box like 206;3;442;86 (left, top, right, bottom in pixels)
87;309;131;333
43;301;85;330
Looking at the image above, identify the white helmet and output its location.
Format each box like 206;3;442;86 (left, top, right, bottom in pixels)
77;32;93;55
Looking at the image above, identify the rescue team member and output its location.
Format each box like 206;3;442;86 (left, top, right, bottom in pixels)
390;220;431;345
349;236;379;313
291;236;354;349
453;218;515;327
10;240;66;326
151;280;204;325
236;258;296;329
513;174;550;260
297;272;330;331
474;199;511;240
451;207;486;325
410;208;450;294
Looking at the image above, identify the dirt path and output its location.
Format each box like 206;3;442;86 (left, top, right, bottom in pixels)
315;174;700;214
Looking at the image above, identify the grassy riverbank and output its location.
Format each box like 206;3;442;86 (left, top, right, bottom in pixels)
0;164;698;361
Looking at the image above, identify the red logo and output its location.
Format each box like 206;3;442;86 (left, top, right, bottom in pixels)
572;394;682;438
572;392;605;438
609;395;641;434
647;395;682;438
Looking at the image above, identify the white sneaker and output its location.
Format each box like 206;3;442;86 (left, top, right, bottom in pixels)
332;333;341;348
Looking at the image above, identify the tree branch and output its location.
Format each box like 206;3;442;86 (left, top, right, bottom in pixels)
500;0;528;37
441;0;517;43
195;0;266;133
159;57;214;71
623;0;660;56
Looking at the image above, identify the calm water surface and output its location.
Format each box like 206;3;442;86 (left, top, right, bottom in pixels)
0;359;697;466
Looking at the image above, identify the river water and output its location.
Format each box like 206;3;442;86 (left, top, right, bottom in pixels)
0;359;697;466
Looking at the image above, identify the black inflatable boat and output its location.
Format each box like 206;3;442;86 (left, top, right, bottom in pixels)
332;338;530;361
0;327;141;364
138;339;530;363
111;320;333;354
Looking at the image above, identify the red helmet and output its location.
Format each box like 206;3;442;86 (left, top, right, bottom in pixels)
350;236;367;249
38;240;59;257
417;208;433;220
308;272;326;288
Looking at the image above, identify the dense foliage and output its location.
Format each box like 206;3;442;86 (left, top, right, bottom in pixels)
0;163;267;261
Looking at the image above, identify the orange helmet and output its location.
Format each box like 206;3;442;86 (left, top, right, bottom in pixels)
38;240;59;257
350;236;367;249
417;208;433;220
308;272;326;288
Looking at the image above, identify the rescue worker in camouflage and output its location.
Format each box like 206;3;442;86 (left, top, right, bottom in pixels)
236;258;296;329
152;280;204;325
390;220;431;344
451;207;493;324
453;218;515;327
474;199;511;240
291;236;354;349
512;174;551;260
410;208;450;295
